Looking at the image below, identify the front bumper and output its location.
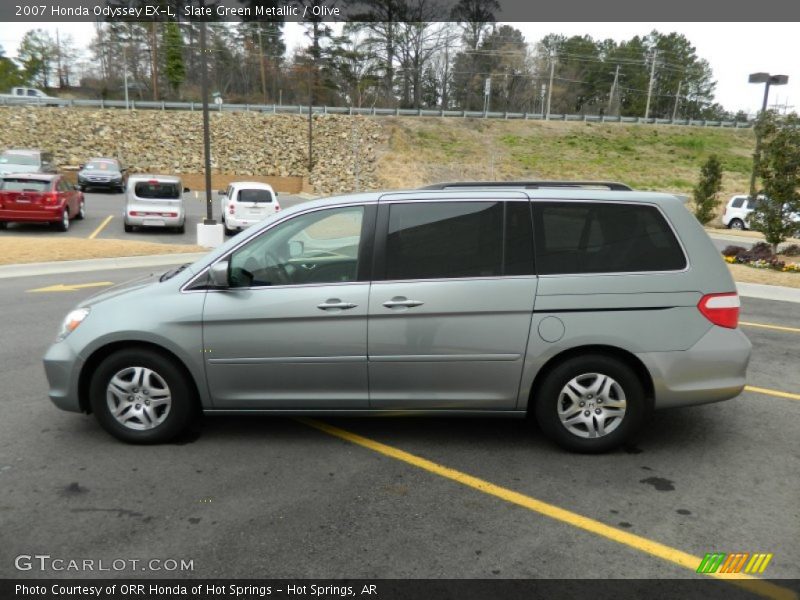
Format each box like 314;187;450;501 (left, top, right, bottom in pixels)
80;178;122;189
637;325;752;409
43;341;85;413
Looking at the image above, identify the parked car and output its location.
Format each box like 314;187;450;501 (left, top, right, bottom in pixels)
44;180;751;453
219;181;280;235
0;173;84;231
123;174;188;233
0;87;59;106
722;194;800;231
0;149;56;178
77;157;128;193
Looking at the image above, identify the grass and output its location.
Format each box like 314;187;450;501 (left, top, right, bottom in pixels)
727;263;800;288
378;117;754;224
0;237;205;266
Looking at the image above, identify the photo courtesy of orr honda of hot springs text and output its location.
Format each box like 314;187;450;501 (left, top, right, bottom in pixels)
43;181;751;453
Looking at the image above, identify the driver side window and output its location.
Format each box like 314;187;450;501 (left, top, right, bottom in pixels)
228;206;364;288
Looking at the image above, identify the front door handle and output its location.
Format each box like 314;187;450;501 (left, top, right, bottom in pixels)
317;298;358;311
383;296;424;309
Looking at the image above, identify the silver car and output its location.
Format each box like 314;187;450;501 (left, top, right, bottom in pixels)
43;181;751;452
123;174;187;233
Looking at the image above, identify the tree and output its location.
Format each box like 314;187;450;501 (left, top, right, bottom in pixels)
17;29;55;88
750;111;800;253
692;154;723;225
162;21;185;96
450;0;499;51
0;45;26;90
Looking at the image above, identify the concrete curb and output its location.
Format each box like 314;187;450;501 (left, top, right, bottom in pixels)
736;282;800;304
0;252;207;279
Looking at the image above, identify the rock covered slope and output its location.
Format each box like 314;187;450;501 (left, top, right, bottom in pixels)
0;107;383;195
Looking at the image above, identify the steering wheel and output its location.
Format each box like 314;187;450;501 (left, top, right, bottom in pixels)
264;251;291;285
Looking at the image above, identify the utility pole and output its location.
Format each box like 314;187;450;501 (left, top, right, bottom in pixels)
644;49;658;119
308;67;313;172
257;28;267;104
546;51;556;120
199;20;213;224
150;22;158;101
442;40;449;111
607;64;619;115
122;44;129;111
672;80;682;121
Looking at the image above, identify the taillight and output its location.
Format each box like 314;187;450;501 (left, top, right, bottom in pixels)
698;293;740;329
228;204;235;215
44;192;59;205
275;203;281;212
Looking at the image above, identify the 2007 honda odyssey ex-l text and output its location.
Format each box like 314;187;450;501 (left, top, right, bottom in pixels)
43;181;751;452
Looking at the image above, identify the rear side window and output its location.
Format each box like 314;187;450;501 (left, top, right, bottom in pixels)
746;198;760;209
238;189;273;203
134;181;181;200
383;201;534;280
0;178;49;192
731;197;745;208
533;202;686;275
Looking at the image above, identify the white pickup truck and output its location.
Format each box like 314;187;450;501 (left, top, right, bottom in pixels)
0;87;59;104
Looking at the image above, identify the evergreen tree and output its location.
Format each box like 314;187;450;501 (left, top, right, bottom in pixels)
692;154;723;225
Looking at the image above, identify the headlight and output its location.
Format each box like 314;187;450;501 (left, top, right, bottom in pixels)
57;308;90;341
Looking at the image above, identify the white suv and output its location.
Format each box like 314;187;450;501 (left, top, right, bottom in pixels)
219;181;280;235
721;195;759;230
722;194;800;232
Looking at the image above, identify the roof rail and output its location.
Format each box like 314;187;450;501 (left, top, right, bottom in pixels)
420;181;633;191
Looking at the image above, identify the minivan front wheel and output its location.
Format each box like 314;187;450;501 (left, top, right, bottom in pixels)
534;355;646;453
89;349;196;444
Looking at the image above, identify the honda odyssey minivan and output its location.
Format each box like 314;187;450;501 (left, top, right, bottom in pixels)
43;181;751;452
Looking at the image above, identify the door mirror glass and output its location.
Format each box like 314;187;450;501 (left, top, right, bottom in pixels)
218;189;226;196
183;187;190;193
208;260;230;288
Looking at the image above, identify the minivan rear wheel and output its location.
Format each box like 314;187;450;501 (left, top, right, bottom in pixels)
89;349;196;444
534;354;645;453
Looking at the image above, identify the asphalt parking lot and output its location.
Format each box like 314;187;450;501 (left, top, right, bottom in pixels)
0;264;797;591
0;189;308;244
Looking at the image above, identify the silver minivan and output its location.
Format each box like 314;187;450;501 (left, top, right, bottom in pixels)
123;174;188;233
43;181;751;452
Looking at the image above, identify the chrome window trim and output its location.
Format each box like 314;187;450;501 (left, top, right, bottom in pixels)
180;200;376;294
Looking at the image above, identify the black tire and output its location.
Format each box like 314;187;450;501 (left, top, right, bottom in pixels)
175;223;185;234
222;218;235;236
78;185;86;193
54;208;69;232
75;199;86;220
124;222;134;233
534;354;647;453
89;348;197;444
0;221;7;230
728;218;745;230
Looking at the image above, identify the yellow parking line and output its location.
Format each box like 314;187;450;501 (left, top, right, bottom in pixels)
741;321;800;334
300;419;795;600
87;215;113;239
745;385;800;402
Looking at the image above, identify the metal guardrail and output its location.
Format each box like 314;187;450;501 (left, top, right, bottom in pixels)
0;95;754;128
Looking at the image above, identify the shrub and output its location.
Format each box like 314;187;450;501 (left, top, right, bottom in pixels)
738;242;773;262
722;245;747;257
782;244;800;257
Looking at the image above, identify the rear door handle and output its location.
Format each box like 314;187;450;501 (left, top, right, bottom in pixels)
317;299;358;311
383;296;424;309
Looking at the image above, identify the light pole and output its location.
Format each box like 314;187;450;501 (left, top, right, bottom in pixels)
748;72;788;197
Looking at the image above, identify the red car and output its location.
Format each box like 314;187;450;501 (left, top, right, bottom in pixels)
0;173;85;232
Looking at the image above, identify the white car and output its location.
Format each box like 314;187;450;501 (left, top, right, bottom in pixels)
721;194;800;232
219;182;280;235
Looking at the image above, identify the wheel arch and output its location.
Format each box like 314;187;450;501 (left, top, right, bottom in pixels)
526;344;655;415
78;341;202;414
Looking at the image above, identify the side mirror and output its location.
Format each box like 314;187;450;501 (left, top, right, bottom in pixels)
78;163;85;169
218;189;226;196
288;240;304;258
183;187;190;193
275;192;279;197
208;260;229;288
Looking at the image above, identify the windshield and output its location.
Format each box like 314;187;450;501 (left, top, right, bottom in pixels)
0;178;50;192
134;181;181;200
84;160;118;171
0;153;38;166
238;189;273;203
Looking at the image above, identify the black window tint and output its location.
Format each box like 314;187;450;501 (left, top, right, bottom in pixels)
731;197;745;208
385;202;503;280
134;181;181;199
533;202;686;275
238;189;273;203
746;198;760;209
504;201;535;275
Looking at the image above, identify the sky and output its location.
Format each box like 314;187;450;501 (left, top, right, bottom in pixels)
1;21;797;115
